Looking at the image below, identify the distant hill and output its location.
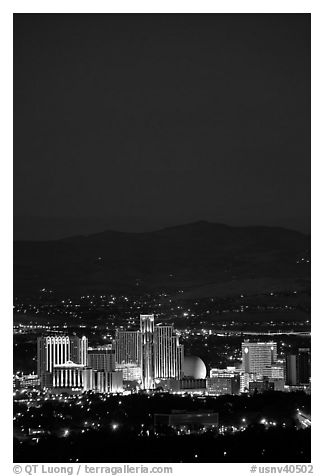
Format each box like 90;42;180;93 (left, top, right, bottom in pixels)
13;221;310;298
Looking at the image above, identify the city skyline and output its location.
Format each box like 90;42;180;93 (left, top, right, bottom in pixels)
14;304;311;462
32;314;311;395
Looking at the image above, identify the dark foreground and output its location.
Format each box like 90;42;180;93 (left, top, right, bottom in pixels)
14;427;310;463
14;392;310;463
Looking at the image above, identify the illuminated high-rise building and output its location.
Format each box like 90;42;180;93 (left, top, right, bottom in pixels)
115;330;142;382
70;336;88;367
115;330;141;366
88;344;116;372
37;336;69;378
176;343;185;379
140;314;155;389
115;316;184;387
241;340;277;392
37;335;88;388
242;340;277;375
154;325;184;379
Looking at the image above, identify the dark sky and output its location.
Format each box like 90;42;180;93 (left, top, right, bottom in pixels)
14;14;310;240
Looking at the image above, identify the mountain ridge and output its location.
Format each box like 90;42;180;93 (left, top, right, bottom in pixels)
14;221;310;298
14;220;309;243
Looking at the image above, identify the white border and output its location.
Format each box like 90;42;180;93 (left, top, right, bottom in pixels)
2;2;322;475
10;1;314;14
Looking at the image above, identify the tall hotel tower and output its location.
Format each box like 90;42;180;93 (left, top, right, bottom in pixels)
115;330;141;366
242;340;277;375
37;335;88;387
154;325;184;379
140;314;155;389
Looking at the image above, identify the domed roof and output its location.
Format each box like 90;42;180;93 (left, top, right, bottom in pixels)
183;355;207;379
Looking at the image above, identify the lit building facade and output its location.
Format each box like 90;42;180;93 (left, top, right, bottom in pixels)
116;363;142;382
13;373;40;389
207;375;240;395
114;315;185;389
140;314;155;389
52;361;86;389
92;370;123;393
154;325;184;380
115;330;141;366
263;364;284;379
82;367;93;391
37;335;88;388
210;367;242;378
88;345;116;372
70;336;88;367
242;340;277;375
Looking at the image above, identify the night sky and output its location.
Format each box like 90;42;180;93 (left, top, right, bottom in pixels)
14;14;310;240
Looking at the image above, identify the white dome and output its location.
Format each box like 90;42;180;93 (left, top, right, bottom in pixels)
183;355;207;379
